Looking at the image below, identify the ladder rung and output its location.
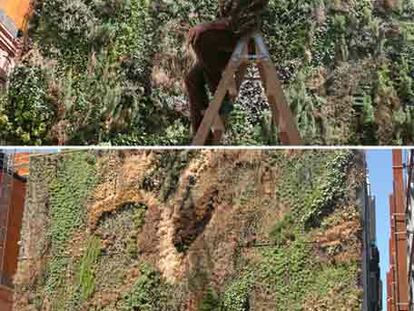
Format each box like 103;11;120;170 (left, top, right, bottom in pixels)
244;55;267;61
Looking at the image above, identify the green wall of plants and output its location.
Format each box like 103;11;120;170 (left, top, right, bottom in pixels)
17;150;364;310
0;1;413;144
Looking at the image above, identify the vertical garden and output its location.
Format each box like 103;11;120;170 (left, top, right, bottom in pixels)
0;0;414;145
15;149;365;310
0;0;413;145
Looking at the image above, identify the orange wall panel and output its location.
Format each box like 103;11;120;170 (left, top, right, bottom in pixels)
0;0;31;29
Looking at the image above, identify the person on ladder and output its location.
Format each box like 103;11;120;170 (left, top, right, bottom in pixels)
185;0;269;136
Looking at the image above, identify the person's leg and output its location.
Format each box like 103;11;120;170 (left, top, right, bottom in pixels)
184;62;209;134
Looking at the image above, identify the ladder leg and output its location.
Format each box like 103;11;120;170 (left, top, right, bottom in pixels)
256;62;267;90
210;128;223;145
215;61;248;143
257;63;281;140
213;62;248;143
227;61;249;102
191;31;301;146
235;62;249;93
257;60;302;145
210;116;226;144
192;60;242;145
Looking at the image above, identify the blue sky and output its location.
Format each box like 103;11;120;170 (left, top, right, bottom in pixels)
366;150;393;308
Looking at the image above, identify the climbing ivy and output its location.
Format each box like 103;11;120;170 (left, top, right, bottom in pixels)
257;237;315;309
77;235;101;301
220;277;251;311
272;150;354;229
17;150;364;310
0;65;55;145
223;150;360;309
44;152;98;307
119;263;180;311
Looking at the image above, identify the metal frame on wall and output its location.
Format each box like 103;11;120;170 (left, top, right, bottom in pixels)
405;150;414;311
387;150;411;311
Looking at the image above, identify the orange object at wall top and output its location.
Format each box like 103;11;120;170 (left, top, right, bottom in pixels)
0;0;31;29
12;153;30;177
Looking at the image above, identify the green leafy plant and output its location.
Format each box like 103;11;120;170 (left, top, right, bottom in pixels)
1;65;55;144
220;278;251;311
1;0;414;144
199;288;220;311
45;152;97;303
121;263;173;311
77;235;101;300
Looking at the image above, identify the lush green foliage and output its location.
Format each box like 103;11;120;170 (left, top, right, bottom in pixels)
0;0;413;144
77;235;101;301
44;152;98;308
223;150;361;309
220;278;251;311
1;0;190;145
0;65;55;144
120;263;178;311
272;150;353;224
269;212;295;244
122;263;164;310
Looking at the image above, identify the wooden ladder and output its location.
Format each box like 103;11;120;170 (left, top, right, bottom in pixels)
192;32;302;146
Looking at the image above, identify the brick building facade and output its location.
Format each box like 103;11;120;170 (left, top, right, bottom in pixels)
0;0;31;84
